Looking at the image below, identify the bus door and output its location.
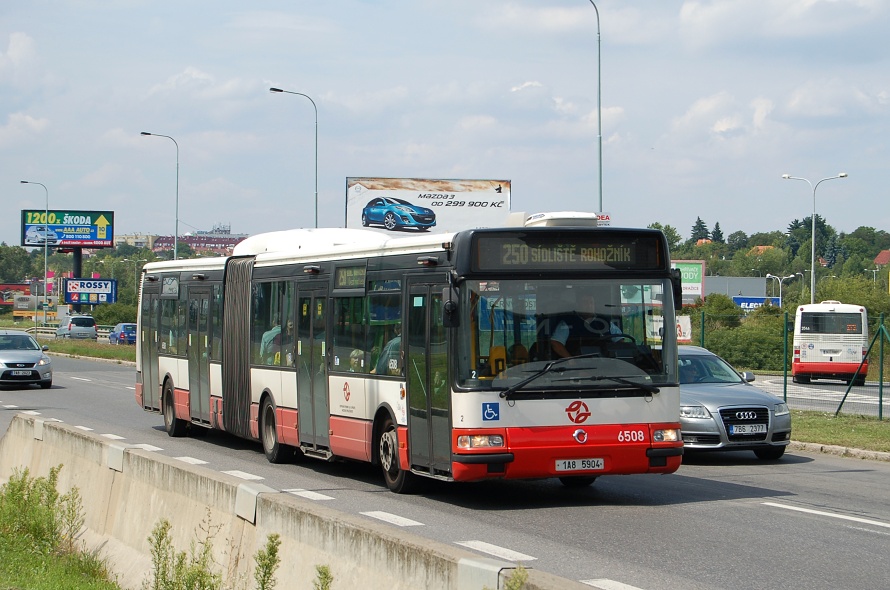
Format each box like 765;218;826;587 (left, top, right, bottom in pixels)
405;279;451;476
187;287;211;424
140;286;161;410
297;284;329;452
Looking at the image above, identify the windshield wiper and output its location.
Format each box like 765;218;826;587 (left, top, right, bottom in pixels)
556;374;660;394
498;353;605;400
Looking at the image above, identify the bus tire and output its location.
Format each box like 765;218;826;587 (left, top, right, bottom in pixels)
260;397;289;464
163;381;187;437
852;375;866;387
793;375;810;384
378;416;416;494
559;476;597;488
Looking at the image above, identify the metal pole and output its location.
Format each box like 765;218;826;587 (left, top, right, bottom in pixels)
269;88;319;228
782;173;847;304
21;181;49;326
141;132;180;259
588;1;602;214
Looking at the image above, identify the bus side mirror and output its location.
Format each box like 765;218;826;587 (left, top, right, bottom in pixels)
671;268;683;311
442;287;459;328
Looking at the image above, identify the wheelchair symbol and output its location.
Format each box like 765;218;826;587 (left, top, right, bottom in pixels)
482;402;499;421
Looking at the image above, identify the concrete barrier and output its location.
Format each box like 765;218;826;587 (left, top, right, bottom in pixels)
0;415;588;590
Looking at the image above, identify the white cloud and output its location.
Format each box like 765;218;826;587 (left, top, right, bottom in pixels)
0;32;39;84
0;112;50;147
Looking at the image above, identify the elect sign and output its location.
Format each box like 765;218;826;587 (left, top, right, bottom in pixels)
62;279;117;305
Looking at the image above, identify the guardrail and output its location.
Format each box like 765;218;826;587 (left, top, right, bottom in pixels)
23;326;111;340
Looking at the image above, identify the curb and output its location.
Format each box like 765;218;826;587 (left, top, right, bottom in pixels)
789;441;890;463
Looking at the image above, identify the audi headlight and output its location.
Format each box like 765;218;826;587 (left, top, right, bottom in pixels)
457;435;505;449
680;405;712;419
775;403;790;416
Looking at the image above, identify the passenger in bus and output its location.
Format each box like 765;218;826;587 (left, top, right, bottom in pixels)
260;317;281;364
349;348;365;373
372;323;402;375
274;320;295;366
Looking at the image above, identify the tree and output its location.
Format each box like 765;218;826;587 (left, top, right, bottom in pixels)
710;222;724;243
690;217;709;243
726;231;748;255
0;245;34;282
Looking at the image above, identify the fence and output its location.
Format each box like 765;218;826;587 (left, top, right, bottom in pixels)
685;310;889;420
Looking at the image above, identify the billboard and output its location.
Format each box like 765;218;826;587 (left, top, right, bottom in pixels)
21;210;115;248
62;278;117;305
346;178;511;234
1;284;30;306
732;296;779;312
672;260;706;306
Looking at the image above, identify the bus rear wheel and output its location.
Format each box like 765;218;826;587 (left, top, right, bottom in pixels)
163;382;187;437
261;397;291;464
378;416;416;494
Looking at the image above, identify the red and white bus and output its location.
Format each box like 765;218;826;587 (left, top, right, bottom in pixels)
792;300;869;386
135;220;684;492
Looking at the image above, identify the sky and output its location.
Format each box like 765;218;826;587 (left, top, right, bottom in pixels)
3;0;889;249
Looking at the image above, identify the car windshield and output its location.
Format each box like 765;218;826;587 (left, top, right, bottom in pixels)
678;353;744;385
0;335;40;351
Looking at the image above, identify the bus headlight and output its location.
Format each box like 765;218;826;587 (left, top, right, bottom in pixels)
653;429;680;442
774;403;790;416
457;435;505;449
680;405;711;419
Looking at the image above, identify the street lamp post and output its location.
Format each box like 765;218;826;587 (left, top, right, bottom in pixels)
269;87;318;228
864;268;878;283
587;0;603;214
765;273;795;307
141;132;180;260
782;173;847;304
129;259;148;295
20;180;50;326
796;272;805;299
750;269;762;277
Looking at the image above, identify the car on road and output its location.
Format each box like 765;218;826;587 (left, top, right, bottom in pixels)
0;330;52;389
24;225;60;246
361;197;436;231
55;315;98;340
679;346;791;460
109;322;137;345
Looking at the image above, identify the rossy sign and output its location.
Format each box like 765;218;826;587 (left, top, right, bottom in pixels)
62;278;117;305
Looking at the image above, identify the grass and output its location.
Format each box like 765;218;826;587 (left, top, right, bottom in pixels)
38;337;136;364
790;410;890;453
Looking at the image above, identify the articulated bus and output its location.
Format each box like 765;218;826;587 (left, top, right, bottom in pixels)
792;300;869;386
135;221;684;492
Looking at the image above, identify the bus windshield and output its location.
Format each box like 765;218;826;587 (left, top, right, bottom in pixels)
456;278;674;391
799;312;863;334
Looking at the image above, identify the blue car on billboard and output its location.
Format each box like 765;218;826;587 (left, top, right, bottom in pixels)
361;197;436;231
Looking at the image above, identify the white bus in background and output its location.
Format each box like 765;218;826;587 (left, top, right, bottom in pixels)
792;300;869;386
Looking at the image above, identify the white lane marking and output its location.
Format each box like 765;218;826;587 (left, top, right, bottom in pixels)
283;489;335;501
763;502;890;529
4;405;19;409
176;456;208;465
126;386;135;390
222;470;264;481
455;541;536;562
101;434;126;440
582;579;646;590
75;425;94;431
21;410;41;415
361;511;423;527
131;444;163;452
71;377;91;382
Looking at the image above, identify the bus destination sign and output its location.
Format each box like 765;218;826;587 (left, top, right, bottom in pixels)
474;232;664;272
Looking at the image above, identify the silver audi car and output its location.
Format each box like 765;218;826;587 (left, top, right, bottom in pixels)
0;330;53;389
679;346;791;460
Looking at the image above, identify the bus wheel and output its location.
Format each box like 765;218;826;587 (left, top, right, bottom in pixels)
793;375;810;384
261;397;288;464
852;376;866;387
559;476;597;488
378;417;416;493
163;382;186;437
